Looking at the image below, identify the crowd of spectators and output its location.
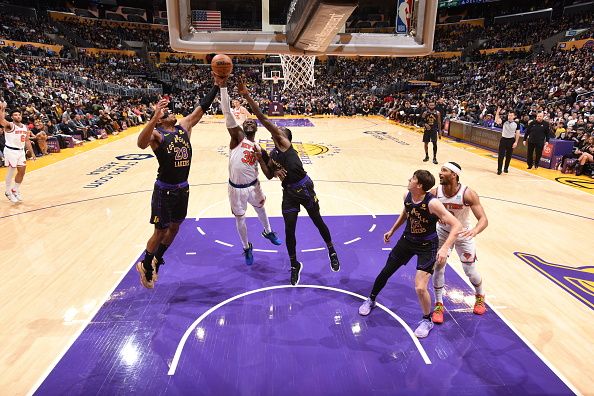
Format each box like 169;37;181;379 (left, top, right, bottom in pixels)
0;14;57;44
429;13;594;52
1;10;593;176
54;19;172;52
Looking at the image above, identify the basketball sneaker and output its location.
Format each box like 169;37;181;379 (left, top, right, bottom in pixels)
433;158;438;164
330;252;340;272
423;156;430;162
414;319;434;338
473;294;486;315
11;189;22;202
135;262;154;289
432;302;444;324
5;191;18;203
290;261;302;286
244;242;254;266
151;257;165;282
262;230;282;245
358;298;375;316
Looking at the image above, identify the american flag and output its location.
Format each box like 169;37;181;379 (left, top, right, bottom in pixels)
191;10;222;31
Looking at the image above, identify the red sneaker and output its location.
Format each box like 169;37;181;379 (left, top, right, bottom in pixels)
432;302;445;324
473;294;486;315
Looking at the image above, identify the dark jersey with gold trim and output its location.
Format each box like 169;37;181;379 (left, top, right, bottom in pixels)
270;145;307;188
154;125;192;184
403;192;438;240
423;109;440;132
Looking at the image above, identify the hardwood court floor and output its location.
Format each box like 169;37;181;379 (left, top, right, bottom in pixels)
1;116;592;395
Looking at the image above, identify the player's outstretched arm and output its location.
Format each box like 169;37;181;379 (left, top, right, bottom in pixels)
137;99;167;149
0;101;14;129
238;77;290;150
180;76;219;133
216;74;244;148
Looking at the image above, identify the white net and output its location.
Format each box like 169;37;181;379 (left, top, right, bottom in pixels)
279;54;316;91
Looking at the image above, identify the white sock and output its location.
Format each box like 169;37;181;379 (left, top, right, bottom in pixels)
5;167;16;193
254;205;271;234
433;264;446;304
14;182;20;193
462;261;483;295
235;215;249;249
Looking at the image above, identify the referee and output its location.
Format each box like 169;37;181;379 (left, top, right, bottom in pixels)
495;107;520;174
522;111;551;169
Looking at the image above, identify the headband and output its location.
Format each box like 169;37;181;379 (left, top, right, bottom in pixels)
443;162;462;175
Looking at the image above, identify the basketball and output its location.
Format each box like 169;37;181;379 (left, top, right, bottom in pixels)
211;54;233;77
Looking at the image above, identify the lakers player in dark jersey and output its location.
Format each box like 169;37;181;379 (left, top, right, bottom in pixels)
237;78;340;286
358;170;461;338
422;102;442;164
135;84;218;289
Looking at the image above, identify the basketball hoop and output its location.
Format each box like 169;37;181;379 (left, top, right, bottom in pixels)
272;75;280;85
279;54;316;90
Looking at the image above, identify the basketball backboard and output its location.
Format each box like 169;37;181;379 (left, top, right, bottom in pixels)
165;0;437;57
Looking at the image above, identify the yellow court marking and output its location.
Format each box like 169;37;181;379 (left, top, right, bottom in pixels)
381;117;594;195
515;253;594;310
0;125;144;179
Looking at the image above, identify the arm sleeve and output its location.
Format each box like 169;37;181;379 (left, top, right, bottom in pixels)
199;85;219;112
220;87;239;129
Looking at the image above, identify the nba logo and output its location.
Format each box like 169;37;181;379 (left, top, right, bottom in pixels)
396;0;412;34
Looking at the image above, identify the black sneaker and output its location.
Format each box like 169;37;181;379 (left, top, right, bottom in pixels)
433;158;438;164
423;156;429;162
330;252;340;272
497;170;502;175
290;262;303;286
503;169;509;173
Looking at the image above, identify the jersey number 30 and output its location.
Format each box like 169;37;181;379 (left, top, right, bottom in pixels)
241;150;256;166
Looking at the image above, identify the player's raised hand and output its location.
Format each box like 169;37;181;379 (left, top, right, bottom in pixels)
238;76;248;96
152;98;169;120
212;71;228;87
0;101;6;110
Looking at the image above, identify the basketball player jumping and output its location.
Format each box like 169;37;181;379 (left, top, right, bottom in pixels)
430;162;488;323
135;83;219;289
422;101;441;164
215;74;282;265
238;78;340;286
359;170;461;338
0;101;35;203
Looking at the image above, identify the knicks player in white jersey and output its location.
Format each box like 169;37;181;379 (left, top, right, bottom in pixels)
231;99;251;125
0;101;35;203
430;161;489;324
215;74;282;265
